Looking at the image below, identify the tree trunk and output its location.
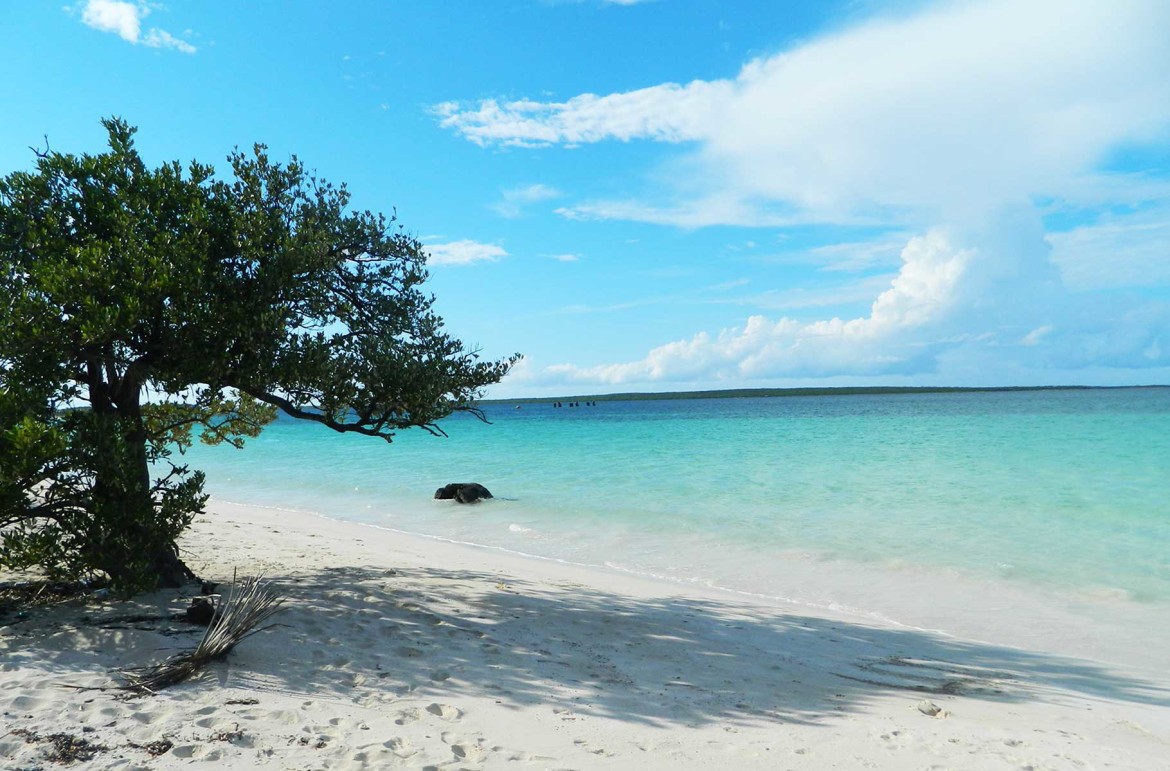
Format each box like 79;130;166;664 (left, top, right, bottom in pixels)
85;365;198;592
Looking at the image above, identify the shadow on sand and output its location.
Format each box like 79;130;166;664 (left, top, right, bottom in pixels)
6;562;1168;729
222;563;1170;728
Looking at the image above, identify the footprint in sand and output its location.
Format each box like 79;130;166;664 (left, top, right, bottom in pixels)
426;703;462;721
574;738;616;757
384;737;417;758
194;716;239;731
429;670;452;682
440;729;485;756
171;744;224;761
451;742;486;762
241;708;298;725
506;750;558;762
394;707;422;725
9;695;40;711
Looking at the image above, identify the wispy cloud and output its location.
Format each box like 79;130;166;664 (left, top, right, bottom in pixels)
434;78;728;149
556;194;801;229
425;239;508;266
492;183;562;218
441;0;1170;226
803;237;910;273
539;0;657;8
715;275;897;312
1048;208;1170;290
547;253;580;262
76;0;196;54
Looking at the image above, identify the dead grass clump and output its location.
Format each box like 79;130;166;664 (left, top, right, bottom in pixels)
120;574;283;694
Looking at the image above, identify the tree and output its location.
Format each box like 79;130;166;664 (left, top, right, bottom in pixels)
0;118;518;593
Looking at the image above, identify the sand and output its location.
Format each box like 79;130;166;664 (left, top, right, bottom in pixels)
3;499;1169;770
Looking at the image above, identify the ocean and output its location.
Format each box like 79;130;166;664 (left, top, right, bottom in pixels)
181;387;1170;671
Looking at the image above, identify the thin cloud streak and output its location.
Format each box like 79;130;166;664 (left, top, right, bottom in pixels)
492;183;562;218
425;239;508;266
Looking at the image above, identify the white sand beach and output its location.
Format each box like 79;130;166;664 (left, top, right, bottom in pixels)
3;499;1169;770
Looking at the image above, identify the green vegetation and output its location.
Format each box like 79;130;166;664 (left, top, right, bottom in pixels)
0;118;517;594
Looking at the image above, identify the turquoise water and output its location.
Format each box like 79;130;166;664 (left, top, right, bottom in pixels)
183;387;1170;661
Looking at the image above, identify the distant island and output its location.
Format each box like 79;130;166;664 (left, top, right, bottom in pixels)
481;384;1166;405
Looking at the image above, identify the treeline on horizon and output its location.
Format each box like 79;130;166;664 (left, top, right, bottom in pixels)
482;384;1166;406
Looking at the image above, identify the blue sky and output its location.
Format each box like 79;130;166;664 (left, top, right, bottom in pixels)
4;1;1170;397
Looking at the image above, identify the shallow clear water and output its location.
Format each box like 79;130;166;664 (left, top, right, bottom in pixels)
182;387;1170;665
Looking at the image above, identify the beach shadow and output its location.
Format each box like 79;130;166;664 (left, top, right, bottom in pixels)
220;563;1170;728
7;563;1167;729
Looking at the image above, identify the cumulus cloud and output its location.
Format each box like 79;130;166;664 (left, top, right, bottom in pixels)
425;239;508;266
545;229;974;382
77;0;196;53
442;0;1170;225
447;0;1170;388
535;208;1170;385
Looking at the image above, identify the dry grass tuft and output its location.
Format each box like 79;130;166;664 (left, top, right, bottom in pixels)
120;573;284;694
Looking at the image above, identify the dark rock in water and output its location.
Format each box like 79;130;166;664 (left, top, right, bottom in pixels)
456;483;493;503
434;482;493;504
184;596;216;626
434;483;459;500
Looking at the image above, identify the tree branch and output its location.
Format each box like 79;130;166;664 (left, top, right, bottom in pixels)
230;384;428;440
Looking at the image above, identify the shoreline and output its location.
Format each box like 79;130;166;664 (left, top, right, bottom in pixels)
3;498;1169;769
205;495;1170;677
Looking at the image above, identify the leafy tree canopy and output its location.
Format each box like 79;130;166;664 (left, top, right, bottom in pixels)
0;118;517;592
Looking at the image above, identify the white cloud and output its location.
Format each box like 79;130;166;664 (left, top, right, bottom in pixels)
556;193;800;228
80;0;140;41
441;0;1170;224
425;239;508;266
1048;209;1170;290
552;230;977;382
803;237;909;273
436;79;731;148
1020;325;1054;346
142;28;197;54
77;0;197;53
492;183;562;217
548;253;580;262
536;212;1170;385
445;0;1170;388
